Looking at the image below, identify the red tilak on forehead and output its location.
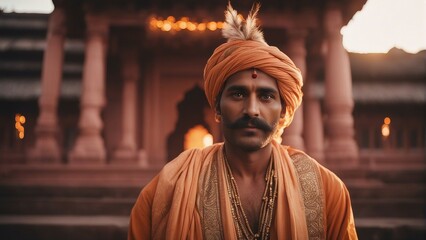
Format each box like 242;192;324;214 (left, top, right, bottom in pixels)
252;68;257;79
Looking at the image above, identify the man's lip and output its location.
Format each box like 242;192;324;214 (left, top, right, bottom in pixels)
241;126;259;130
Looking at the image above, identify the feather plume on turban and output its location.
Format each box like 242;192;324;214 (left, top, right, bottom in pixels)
204;3;303;130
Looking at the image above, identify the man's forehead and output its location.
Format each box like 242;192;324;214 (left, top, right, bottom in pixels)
223;69;279;91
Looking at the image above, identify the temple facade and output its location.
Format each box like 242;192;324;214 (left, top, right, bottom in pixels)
1;0;372;167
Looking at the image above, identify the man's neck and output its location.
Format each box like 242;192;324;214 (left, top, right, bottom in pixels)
223;142;273;180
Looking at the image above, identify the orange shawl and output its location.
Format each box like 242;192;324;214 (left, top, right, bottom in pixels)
128;141;357;239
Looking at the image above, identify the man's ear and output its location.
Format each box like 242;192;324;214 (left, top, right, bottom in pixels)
214;98;222;123
215;110;221;123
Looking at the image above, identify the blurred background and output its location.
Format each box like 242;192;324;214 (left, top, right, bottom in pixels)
0;0;425;239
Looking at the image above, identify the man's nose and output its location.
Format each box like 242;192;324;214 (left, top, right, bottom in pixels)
243;95;260;117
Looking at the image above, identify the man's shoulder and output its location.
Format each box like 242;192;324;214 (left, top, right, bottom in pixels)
140;143;222;197
283;146;320;166
167;143;222;164
159;143;222;177
282;145;345;186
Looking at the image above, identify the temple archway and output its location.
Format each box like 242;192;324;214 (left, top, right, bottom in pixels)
166;85;210;161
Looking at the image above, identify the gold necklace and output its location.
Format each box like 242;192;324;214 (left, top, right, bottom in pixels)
223;149;277;240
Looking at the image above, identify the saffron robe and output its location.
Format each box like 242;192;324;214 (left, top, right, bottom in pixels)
128;141;358;239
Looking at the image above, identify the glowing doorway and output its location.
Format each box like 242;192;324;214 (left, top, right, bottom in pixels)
184;125;213;150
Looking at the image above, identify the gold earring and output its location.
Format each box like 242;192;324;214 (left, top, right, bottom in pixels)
215;113;221;123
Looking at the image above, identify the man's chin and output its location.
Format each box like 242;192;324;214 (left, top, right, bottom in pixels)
234;139;269;152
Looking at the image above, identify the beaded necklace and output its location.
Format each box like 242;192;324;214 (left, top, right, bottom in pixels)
223;149;278;240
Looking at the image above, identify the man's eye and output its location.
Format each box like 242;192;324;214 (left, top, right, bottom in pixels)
233;92;244;98
260;94;274;100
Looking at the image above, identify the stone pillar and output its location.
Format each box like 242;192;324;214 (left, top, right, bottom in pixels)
143;55;162;167
304;81;325;162
29;7;66;163
323;8;358;165
112;51;139;163
282;29;307;150
69;14;108;164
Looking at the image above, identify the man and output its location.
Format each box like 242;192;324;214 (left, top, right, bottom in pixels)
128;3;357;240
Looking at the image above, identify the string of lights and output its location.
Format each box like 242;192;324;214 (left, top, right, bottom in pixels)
15;113;26;139
149;16;224;32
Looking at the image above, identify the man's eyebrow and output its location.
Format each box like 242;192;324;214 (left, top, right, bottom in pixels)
224;85;279;94
224;85;247;92
257;87;279;94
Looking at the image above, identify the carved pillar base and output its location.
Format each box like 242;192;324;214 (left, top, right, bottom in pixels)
68;134;106;163
28;128;61;163
325;111;358;165
325;142;358;166
111;148;137;164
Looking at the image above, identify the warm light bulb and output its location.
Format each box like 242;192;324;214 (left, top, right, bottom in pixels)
187;22;196;31
162;22;172;31
384;117;391;125
150;16;223;32
207;21;217;31
156;20;164;28
166;16;175;22
149;18;157;28
381;124;390;137
197;23;206;31
177;21;187;29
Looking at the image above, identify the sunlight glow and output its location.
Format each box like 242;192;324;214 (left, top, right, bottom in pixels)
0;0;53;13
342;0;426;53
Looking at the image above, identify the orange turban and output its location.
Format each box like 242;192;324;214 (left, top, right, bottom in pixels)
204;39;304;128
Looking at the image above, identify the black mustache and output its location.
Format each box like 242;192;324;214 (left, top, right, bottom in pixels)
226;116;274;132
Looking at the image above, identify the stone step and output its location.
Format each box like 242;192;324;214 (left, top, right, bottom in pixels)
0;215;128;240
1;197;423;219
0;215;424;240
347;184;425;199
8;185;421;201
352;198;425;218
0;197;135;216
0;185;141;199
0;165;160;187
334;167;426;184
1;182;424;218
356;218;426;240
0;185;142;216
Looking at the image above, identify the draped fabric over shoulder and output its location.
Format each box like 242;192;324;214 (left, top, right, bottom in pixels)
128;142;357;240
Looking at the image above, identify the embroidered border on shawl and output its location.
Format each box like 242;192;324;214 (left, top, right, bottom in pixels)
198;152;224;240
291;152;325;240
